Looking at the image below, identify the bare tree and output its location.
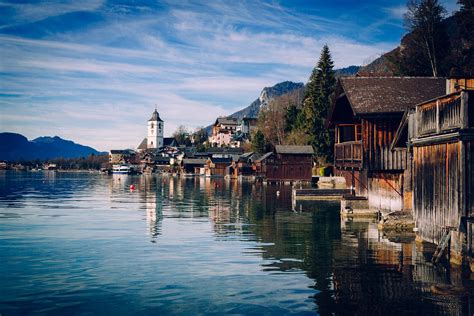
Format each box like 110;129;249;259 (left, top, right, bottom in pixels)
404;0;447;77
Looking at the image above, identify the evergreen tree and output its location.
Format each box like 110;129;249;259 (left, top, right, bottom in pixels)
284;105;300;133
251;130;266;153
300;45;336;161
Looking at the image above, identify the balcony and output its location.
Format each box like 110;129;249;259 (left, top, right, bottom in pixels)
335;141;362;169
417;90;472;137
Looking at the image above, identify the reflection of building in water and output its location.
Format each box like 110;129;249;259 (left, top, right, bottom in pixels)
331;218;473;315
139;175;163;241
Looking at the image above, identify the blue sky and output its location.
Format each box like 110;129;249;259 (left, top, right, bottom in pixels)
0;0;458;151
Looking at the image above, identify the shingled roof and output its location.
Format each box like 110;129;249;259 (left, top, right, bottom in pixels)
215;117;238;125
137;138;147;150
339;77;446;114
275;145;314;155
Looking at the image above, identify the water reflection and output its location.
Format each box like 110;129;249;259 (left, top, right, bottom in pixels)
0;171;472;315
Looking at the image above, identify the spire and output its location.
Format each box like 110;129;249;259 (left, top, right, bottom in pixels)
148;106;163;122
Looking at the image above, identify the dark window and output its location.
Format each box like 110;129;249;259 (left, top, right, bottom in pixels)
338;125;355;142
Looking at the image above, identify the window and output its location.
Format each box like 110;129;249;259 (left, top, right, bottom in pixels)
151;141;153;145
151;123;154;129
338;125;356;142
159;123;161;129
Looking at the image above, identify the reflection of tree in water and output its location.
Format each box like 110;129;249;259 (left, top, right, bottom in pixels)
131;176;472;314
245;189;342;315
240;185;473;315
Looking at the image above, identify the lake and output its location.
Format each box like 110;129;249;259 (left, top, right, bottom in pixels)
0;171;472;315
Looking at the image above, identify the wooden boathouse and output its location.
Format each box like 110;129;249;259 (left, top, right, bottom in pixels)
392;78;474;266
253;145;314;183
327;77;446;213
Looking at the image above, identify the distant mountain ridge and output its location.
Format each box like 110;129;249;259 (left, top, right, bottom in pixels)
227;81;305;121
0;133;106;161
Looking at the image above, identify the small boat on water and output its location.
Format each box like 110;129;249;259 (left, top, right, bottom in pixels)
112;164;132;174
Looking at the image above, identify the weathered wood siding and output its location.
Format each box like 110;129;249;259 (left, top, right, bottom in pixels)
362;117;407;171
468;141;474;217
266;154;313;181
368;172;403;213
335;169;368;196
413;142;462;244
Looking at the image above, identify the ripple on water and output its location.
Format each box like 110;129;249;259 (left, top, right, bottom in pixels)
0;172;472;315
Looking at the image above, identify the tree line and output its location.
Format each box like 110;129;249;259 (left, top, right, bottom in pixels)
11;154;110;170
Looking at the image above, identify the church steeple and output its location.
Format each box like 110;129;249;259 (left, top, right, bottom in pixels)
148;107;163;122
147;106;164;149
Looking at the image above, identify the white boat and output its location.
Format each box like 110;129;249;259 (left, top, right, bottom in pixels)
112;164;132;174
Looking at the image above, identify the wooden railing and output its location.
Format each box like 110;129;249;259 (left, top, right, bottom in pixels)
335;141;362;168
417;91;470;137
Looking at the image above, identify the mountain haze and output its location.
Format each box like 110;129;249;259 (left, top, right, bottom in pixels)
0;133;106;161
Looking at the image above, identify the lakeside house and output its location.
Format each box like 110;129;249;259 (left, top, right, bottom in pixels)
326;77;446;213
232;152;261;177
205;156;233;177
182;158;207;174
209;117;239;147
391;77;474;266
254;145;314;182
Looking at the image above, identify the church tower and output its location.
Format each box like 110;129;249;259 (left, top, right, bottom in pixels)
147;108;164;149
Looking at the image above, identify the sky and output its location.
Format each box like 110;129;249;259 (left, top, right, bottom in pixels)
0;0;459;151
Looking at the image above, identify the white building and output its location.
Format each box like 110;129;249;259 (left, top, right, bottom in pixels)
137;108;164;152
209;117;238;147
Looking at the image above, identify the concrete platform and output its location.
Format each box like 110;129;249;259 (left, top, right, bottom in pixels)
340;195;378;218
378;211;415;231
292;188;352;200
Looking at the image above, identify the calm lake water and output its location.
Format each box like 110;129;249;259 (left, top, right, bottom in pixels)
0;171;473;315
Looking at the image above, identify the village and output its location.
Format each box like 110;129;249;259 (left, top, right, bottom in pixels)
109;110;315;181
109;76;474;275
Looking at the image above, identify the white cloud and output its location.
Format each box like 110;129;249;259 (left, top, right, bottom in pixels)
0;0;404;150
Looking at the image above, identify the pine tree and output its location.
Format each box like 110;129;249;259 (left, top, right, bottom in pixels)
300;45;336;161
252;130;266;153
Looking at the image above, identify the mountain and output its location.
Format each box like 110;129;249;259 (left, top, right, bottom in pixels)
334;65;360;77
228;81;305;121
0;133;106;161
208;66;361;130
358;10;474;77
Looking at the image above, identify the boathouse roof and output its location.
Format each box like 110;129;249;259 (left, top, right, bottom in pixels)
210;157;233;164
254;152;273;162
327;77;446;127
275;145;314;155
339;77;446;114
183;158;207;165
149;109;164;122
